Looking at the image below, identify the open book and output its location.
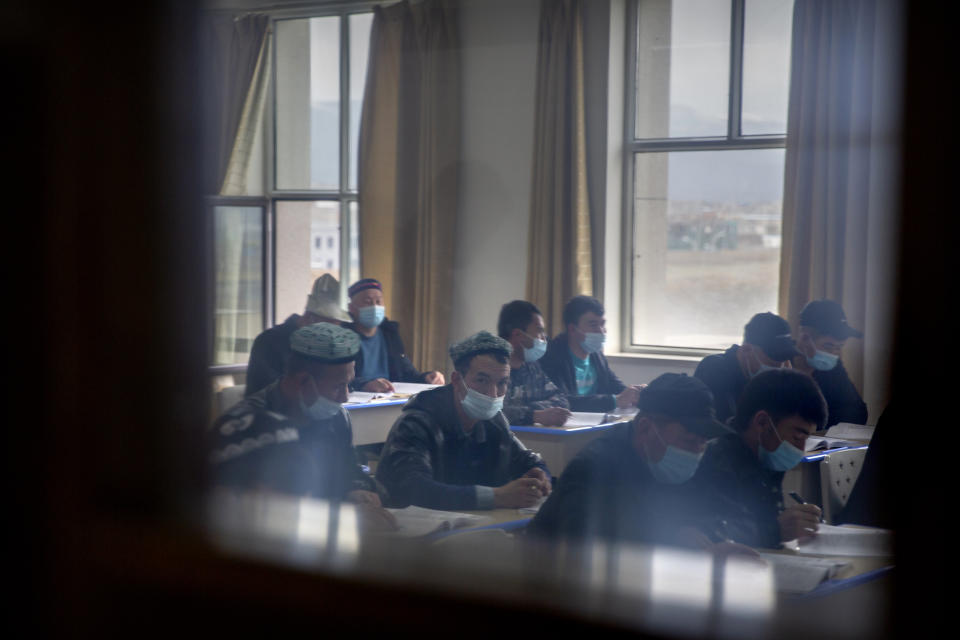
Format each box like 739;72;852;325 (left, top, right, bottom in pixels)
347;382;440;404
386;505;492;537
824;422;875;442
758;553;851;594
804;435;861;451
789;524;893;557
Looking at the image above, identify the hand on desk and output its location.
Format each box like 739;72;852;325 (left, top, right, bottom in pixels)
348;489;383;507
534;407;572;426
616;386;642;409
494;472;550;508
362;378;396;393
779;503;821;542
356;503;400;533
423;371;445;385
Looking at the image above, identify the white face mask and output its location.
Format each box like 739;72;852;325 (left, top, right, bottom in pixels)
458;378;503;420
580;331;606;354
300;378;342;421
746;347;781;378
522;333;547;363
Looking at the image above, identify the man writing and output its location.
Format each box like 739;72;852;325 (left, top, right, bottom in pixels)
540;295;641;412
498;300;571;426
211;322;396;531
344;278;444;392
376;331;551;510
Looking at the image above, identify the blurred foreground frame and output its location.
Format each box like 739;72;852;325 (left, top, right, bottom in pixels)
7;0;945;637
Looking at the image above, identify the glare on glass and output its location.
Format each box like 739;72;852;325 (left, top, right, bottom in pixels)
636;0;731;139
213;206;263;365
348;201;361;289
742;0;793;135
349;13;374;190
631;150;785;350
275;17;340;190
275;201;342;323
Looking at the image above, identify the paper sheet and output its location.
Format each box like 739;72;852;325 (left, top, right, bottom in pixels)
825;422;875;442
758;553;851;594
390;382;441;395
804;436;858;451
791;524;893;557
563;412;609;427
386;505;492;537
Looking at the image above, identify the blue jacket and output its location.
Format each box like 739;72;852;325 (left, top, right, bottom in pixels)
539;333;626;413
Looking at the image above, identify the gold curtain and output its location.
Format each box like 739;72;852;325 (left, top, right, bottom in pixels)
527;0;593;337
357;0;460;375
779;0;901;421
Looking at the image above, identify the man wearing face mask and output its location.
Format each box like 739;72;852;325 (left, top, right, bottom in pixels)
210;323;397;531
791;300;868;427
540;295;641;412
497;300;571;426
244;274;351;397
376;331;551;510
690;368;828;548
694;312;801;424
527;373;734;546
344;278;445;393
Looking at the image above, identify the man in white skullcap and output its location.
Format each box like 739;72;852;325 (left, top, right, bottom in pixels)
245;274;351;397
211;322;396;530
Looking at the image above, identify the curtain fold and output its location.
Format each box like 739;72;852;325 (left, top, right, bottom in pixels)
779;0;902;421
358;0;460;375
527;0;593;337
200;13;269;195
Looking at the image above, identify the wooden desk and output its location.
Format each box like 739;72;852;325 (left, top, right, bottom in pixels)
511;421;625;476
345;399;406;445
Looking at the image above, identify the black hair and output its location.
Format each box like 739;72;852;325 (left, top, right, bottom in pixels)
453;350;510;375
732;368;828;432
497;300;542;340
563;295;604;328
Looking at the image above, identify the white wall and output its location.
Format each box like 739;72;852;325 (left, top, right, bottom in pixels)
450;0;541;343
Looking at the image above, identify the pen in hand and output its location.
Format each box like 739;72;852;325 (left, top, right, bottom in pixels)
789;492;825;524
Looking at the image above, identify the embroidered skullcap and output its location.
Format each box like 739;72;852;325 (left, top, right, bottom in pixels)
290;322;360;364
348;278;382;298
448;330;512;365
305;274;350;322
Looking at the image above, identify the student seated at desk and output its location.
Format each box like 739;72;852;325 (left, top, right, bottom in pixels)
498;300;571;426
376;331;551;511
527;374;735;548
694;312;800;424
690;368;827;548
244;274;350;397
791;299;868;427
210;323;397;531
539;295;641;413
344;278;445;392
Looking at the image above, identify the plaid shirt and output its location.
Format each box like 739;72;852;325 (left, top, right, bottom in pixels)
503;361;569;425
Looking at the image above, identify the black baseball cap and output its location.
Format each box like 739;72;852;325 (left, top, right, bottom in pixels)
637;373;732;439
799;300;863;339
743;312;801;361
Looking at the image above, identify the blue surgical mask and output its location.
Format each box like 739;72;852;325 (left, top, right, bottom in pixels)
581;331;606;354
647;426;703;484
747;347;782;379
357;304;385;329
807;350;839;371
523;334;547;363
459;379;503;421
300;389;343;422
757;420;805;471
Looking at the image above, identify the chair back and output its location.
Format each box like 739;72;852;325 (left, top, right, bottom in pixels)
820;448;868;524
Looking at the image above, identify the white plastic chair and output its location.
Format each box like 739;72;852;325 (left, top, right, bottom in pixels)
819;448;868;524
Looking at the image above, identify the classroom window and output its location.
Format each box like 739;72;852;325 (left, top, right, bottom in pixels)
209;10;372;368
624;0;793;353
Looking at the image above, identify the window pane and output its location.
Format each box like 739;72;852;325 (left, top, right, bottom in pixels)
213;206;263;365
275;201;342;322
636;0;731;139
742;0;793;135
348;201;361;288
349;13;373;190
275;17;340;190
631;150;784;349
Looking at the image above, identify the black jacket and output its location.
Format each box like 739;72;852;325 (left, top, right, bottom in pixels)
376;385;548;510
528;423;705;545
812;360;868;427
693;345;747;425
539;333;626;412
344;318;429;391
210;382;377;499
244;314;301;397
689;433;785;549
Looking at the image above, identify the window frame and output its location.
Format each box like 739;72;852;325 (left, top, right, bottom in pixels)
208;3;379;371
620;0;789;357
